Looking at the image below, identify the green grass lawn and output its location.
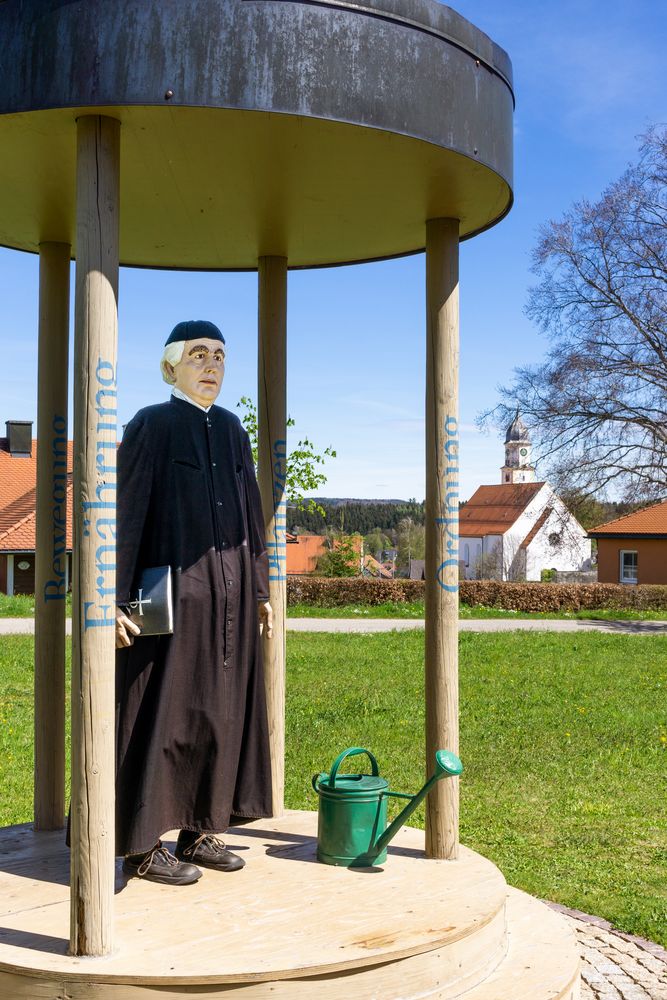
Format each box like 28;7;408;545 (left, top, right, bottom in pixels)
1;632;665;945
0;593;72;618
289;631;667;946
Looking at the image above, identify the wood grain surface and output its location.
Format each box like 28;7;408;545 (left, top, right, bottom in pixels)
34;240;71;832
257;255;288;817
0;812;506;985
70;114;120;956
425;218;460;860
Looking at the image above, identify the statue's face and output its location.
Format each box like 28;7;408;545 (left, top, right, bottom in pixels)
169;337;225;407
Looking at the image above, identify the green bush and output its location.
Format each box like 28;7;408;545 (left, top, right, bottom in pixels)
461;580;667;611
286;576;667;611
287;576;425;606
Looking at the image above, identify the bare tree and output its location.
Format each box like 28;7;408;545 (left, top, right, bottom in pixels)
471;540;524;581
471;547;501;581
482;127;667;502
395;517;425;574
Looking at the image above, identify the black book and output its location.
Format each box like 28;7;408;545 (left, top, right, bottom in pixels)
121;565;174;636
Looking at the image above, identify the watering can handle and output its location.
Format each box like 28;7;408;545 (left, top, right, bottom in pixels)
328;747;379;787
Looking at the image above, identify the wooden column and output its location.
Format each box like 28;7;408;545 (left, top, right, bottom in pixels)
425;218;460;860
70;115;120;957
257;256;288;818
34;241;71;831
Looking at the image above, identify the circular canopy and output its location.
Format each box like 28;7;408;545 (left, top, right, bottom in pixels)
0;0;514;269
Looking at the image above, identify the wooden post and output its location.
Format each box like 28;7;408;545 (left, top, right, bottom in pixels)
424;217;460;860
70;115;120;957
257;256;288;818
34;241;71;831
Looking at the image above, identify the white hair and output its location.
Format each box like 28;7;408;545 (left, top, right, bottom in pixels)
160;342;185;384
160;338;227;384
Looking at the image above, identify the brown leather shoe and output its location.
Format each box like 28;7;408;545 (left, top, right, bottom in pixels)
123;842;202;885
175;832;245;872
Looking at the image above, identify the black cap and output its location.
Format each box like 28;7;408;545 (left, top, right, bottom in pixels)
165;320;225;346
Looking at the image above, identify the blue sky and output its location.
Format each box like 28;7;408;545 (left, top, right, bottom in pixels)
1;0;665;502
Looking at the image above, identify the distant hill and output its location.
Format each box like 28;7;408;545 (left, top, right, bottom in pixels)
305;497;414;507
287;498;425;534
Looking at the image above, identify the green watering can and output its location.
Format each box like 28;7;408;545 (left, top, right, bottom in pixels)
312;746;463;867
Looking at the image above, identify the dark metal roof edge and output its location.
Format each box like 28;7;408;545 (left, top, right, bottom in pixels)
257;0;515;105
0;100;514;185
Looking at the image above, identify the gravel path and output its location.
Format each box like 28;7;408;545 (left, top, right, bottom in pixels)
287;617;667;634
1;617;666;635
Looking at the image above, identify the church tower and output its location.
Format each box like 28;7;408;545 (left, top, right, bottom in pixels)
501;411;536;484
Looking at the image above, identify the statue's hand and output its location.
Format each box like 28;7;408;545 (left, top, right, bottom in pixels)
258;600;273;639
116;606;142;649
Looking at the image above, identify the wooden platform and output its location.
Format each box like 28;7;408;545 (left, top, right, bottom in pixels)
0;811;580;999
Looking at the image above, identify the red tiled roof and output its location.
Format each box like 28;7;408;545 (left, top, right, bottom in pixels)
0;439;74;552
589;499;667;537
459;482;545;537
363;554;393;579
0;483;38;537
0;484;74;551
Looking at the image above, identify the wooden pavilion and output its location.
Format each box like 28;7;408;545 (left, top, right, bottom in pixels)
0;1;580;996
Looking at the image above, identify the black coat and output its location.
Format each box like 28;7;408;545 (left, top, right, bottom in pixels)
115;395;272;856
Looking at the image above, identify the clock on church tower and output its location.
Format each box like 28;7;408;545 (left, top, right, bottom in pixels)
501;412;536;484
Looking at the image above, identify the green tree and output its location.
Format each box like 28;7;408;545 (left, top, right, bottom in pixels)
237;397;336;517
286;500;426;535
317;534;361;577
364;527;392;559
560;490;609;531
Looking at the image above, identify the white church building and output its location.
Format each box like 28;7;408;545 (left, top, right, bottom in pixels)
459;414;592;581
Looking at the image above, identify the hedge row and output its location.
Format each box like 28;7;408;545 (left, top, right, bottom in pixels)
459;580;667;612
287;577;426;606
286;576;667;611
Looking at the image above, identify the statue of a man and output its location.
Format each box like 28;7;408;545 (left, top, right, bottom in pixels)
115;320;273;885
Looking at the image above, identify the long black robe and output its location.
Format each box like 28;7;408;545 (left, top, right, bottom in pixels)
115;395;272;856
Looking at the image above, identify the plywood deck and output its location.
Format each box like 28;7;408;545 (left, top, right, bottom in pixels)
0;811;506;986
0;811;580;999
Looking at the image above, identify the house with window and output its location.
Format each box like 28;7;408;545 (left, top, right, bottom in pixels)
459;414;591;581
588;500;667;585
0;421;73;595
285;532;326;574
285;533;363;574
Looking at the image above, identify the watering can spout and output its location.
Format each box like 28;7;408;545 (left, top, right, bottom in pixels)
372;750;462;858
